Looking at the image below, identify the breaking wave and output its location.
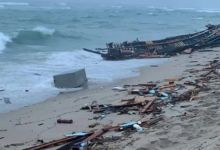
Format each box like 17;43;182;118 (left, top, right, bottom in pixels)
0;32;11;53
12;27;56;45
11;26;82;45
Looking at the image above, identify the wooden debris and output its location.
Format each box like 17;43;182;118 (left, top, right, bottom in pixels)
89;123;99;128
159;84;176;89
23;132;94;150
164;78;182;82
141;99;155;113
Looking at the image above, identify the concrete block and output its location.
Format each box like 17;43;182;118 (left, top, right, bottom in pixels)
53;69;87;88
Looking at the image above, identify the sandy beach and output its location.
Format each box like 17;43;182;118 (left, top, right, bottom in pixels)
1;48;220;150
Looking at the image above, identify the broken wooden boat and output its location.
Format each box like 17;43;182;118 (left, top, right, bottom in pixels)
83;24;220;60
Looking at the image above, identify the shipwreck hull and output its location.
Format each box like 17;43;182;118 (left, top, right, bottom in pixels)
83;24;220;60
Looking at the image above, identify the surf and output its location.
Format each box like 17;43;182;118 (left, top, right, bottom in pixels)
0;32;11;53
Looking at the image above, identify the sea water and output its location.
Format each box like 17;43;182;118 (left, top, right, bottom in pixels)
0;1;219;113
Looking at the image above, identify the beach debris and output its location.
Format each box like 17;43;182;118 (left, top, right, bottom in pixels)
84;24;220;61
72;126;113;149
150;65;158;67
89;122;99;128
34;73;41;76
165;78;182;82
141;99;155;113
176;88;201;102
189;61;198;63
159;84;176;89
198;49;214;52
0;137;4;139
138;83;157;87
53;68;87;88
3;97;11;104
183;48;192;54
133;124;143;132
180;105;192;108
112;133;123;140
38;123;44;126
37;139;44;144
0;129;7;132
66;132;88;137
21;56;220;150
57;119;73;124
200;70;214;77
112;86;127;91
5;143;24;148
24;131;94;150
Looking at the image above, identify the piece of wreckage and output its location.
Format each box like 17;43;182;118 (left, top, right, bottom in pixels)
83;24;220;60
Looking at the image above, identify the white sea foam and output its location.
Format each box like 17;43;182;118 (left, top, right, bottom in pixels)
35;6;71;10
0;2;29;6
59;3;66;6
112;5;122;8
178;7;195;10
197;8;220;13
196;17;204;20
161;7;173;11
147;6;155;8
0;32;11;53
147;6;173;11
45;50;169;83
32;26;55;35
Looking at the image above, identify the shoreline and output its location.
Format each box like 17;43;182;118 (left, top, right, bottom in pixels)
0;57;170;114
0;49;219;150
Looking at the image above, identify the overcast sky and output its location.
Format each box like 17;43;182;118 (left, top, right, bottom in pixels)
1;0;220;9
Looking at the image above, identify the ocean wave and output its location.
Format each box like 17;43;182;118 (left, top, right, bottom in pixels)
35;6;71;10
0;32;11;52
92;21;115;29
177;8;195;10
59;3;66;6
146;6;220;14
196;9;220;13
11;26;82;45
0;5;4;8
32;27;55;35
0;2;29;6
147;6;173;11
81;15;97;19
112;6;122;8
88;25;100;29
71;18;81;23
196;17;204;20
12;27;55;45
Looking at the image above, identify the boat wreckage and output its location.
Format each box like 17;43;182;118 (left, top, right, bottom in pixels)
83;24;220;60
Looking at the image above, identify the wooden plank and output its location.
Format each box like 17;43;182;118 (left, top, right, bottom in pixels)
23;132;94;150
141;99;155;113
164;78;182;82
159;84;176;89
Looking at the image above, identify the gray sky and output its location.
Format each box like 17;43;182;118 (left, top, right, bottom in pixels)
1;0;220;9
